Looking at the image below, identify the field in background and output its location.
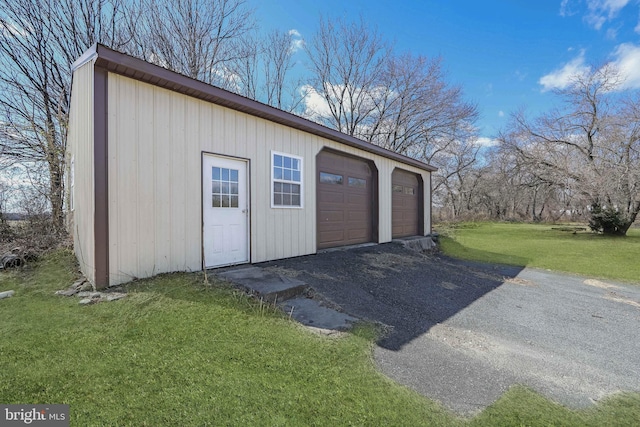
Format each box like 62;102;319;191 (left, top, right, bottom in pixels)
438;222;640;284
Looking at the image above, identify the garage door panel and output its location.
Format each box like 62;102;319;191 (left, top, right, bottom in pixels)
348;228;368;240
317;150;374;249
347;210;368;222
392;169;421;238
319;190;345;203
319;210;345;222
347;193;367;205
319;230;346;243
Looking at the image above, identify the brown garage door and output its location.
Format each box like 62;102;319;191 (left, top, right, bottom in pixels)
392;169;422;238
317;150;374;249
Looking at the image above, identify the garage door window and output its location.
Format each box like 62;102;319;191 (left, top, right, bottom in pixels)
320;172;343;185
272;151;303;208
348;177;366;188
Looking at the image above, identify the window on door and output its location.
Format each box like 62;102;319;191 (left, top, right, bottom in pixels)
272;151;303;208
212;167;239;208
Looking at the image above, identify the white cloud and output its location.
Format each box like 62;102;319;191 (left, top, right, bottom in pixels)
498;111;505;117
288;29;304;52
610;43;640;88
514;70;527;81
635;17;640;33
475;137;499;148
560;0;577;17
539;50;591;91
585;0;631;29
300;84;333;121
605;27;618;40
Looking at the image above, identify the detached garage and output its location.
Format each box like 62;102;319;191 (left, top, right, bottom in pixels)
66;44;436;288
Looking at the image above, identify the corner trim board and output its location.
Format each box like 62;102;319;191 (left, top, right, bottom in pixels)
93;66;109;289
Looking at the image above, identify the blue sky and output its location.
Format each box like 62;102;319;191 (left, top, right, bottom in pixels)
253;0;640;145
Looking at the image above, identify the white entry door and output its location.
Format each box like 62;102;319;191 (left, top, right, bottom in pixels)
202;154;249;268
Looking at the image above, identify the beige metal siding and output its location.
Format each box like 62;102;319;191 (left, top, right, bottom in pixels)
67;60;96;284
107;73;431;285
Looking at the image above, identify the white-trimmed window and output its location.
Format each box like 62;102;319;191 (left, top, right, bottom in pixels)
271;151;303;208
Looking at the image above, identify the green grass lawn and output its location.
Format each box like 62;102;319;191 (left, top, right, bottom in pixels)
438;222;640;284
1;250;639;426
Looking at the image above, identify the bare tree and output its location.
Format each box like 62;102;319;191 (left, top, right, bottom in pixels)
132;0;255;86
499;65;640;234
0;0;133;233
262;29;299;110
304;17;480;220
370;54;478;155
224;30;260;98
305;16;390;136
224;28;303;112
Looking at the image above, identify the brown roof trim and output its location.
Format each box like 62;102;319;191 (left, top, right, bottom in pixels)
76;43;437;173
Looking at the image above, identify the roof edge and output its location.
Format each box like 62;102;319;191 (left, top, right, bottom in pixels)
82;44;437;172
71;43;98;71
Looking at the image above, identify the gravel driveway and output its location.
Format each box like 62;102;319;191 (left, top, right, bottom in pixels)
262;243;640;415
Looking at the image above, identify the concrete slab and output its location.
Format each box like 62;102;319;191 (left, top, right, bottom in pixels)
216;266;308;303
279;297;358;331
391;236;436;252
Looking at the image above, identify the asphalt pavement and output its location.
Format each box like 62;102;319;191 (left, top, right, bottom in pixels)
261;243;640;415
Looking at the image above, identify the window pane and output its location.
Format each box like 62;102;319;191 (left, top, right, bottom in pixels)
320;172;343;184
212;181;221;194
221;182;230;194
272;153;303;208
212;195;222;207
230;169;239;182
230;195;239;208
212;167;221;180
404;186;415;195
222;195;230;207
222;168;229;181
230;182;238;195
348;177;366;188
274;167;283;180
393;185;403;193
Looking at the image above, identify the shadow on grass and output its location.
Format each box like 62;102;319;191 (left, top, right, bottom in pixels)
260;243;525;351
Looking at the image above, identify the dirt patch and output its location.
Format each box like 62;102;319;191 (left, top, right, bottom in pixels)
505;277;536;286
361;267;387;279
310;271;340;281
362;252;421;271
604;291;640;309
428;324;495;353
439;281;459;290
583;279;620;290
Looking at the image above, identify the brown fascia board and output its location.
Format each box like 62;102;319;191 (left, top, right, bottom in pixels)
73;43;437;173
